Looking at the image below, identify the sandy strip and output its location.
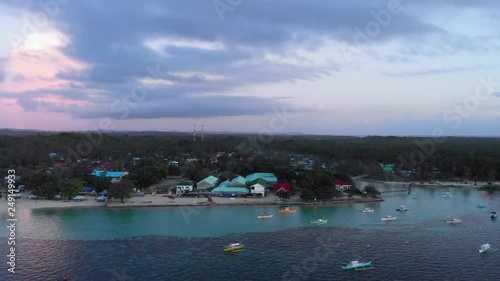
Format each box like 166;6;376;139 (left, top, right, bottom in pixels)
0;193;383;212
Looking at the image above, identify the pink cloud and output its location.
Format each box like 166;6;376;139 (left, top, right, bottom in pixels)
0;32;87;93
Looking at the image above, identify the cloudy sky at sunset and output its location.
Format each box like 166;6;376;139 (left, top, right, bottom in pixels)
1;0;500;135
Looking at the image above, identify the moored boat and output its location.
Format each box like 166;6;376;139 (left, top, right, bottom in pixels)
258;213;273;219
477;204;487;209
381;215;396;221
491;212;497;219
310;218;328;225
478;243;494;253
446;218;462;224
362;208;374;213
341;260;374;271
224;243;245;252
279;206;297;213
396;205;409;212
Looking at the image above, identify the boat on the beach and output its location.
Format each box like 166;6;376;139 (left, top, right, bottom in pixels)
310;218;328;225
446;218;462;224
491;212;497;219
381;215;396;221
224;243;245;252
258;213;273;219
478;243;497;253
341;260;374;271
362;208;374;213
396;205;409;212
279;206;297;213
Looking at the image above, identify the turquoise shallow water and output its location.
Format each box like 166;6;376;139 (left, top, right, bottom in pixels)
0;184;499;280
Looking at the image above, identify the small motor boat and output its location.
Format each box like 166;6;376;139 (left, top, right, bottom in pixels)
491;211;497;219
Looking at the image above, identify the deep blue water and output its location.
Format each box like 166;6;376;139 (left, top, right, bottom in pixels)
0;184;499;280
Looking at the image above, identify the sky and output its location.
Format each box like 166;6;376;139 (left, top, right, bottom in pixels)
0;0;500;136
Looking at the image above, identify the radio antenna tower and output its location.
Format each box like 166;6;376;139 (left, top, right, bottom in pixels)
193;123;196;142
201;124;204;141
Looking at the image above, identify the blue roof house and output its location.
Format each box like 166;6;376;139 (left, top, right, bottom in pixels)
91;170;129;183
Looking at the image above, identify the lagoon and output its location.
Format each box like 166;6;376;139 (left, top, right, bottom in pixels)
0;183;499;280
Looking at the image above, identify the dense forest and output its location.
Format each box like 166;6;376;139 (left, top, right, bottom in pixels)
0;132;499;200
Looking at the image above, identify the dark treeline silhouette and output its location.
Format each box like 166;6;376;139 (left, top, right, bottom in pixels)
0;133;499;199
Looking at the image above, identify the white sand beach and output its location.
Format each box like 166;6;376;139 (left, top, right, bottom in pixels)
0;192;382;213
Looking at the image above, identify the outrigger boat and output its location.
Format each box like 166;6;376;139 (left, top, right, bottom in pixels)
224;243;245;253
381;215;396;221
310;218;328;225
279;206;297;213
362;208;374;213
396;205;409;212
341;260;374;271
258;213;273;219
446;218;462;224
491;212;497;219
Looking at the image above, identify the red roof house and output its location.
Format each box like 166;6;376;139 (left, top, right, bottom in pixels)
335;179;352;191
274;183;291;192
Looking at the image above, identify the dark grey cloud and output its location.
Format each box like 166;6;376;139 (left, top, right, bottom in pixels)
1;0;493;120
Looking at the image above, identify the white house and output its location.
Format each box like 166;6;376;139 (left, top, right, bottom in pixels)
250;183;266;196
176;181;194;195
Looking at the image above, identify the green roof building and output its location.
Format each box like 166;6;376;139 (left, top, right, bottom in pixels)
211;180;249;194
197;175;219;190
230;175;246;187
245;173;278;188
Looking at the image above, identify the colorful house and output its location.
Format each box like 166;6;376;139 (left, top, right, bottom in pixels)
379;163;395;172
230;176;246;187
273;183;291;192
91;170;128;183
246;173;278;189
211;180;249;195
335;179;352;191
250;178;267;196
197;175;219;190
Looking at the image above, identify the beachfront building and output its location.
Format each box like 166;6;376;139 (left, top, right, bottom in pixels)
274;183;291;193
249;178;267;196
176;181;194;195
335;179;352;191
91;170;129;183
246;173;278;190
197;175;219;191
211;180;250;196
230;175;246;187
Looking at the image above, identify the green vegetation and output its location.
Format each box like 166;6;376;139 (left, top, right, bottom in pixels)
0;132;498;200
60;178;85;200
108;179;135;203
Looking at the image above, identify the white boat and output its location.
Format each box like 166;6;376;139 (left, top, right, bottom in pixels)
446;218;462;224
310;218;328;225
396;205;409;211
362;208;374;213
442;192;453;198
381;215;396;221
479;243;492;253
258;213;273;219
341;260;373;270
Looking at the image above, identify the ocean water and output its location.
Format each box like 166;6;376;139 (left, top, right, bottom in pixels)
0;184;499;281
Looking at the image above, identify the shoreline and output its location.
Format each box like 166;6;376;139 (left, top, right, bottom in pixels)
2;194;383;212
357;179;498;187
